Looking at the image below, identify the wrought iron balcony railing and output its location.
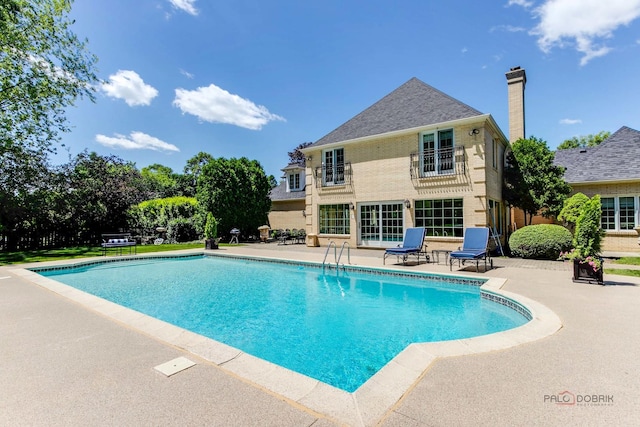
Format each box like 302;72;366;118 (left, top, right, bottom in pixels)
410;146;466;178
314;162;352;188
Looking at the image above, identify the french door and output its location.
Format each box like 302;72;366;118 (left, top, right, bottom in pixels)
358;202;404;247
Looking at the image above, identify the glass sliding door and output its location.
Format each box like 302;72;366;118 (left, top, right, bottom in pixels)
358;202;404;247
359;204;380;243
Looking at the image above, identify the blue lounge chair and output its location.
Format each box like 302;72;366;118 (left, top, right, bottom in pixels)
383;227;427;265
449;227;492;272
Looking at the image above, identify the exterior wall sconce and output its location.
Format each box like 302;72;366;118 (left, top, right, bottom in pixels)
302;209;306;217
404;199;411;209
306;155;312;161
349;202;355;210
468;128;480;136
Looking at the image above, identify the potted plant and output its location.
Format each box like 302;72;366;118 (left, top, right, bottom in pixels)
204;213;219;250
561;195;604;284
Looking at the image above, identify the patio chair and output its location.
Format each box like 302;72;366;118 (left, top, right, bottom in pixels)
449;227;492;272
383;227;428;265
296;229;306;244
276;229;288;245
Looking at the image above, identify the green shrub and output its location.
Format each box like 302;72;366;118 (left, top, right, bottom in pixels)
509;224;572;259
204;213;218;240
573;195;602;258
167;218;199;242
128;196;203;237
558;192;589;233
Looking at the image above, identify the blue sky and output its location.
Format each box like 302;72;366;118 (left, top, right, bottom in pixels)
61;0;640;179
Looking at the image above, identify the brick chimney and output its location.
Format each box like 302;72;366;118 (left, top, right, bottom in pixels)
505;66;526;142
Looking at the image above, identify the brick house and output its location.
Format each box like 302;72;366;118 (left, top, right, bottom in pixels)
299;74;515;250
554;126;640;252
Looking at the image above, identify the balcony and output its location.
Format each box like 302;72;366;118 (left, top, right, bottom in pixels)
410;146;466;179
314;162;352;188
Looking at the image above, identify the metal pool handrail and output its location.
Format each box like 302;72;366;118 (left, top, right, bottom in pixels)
322;241;337;272
337;242;351;268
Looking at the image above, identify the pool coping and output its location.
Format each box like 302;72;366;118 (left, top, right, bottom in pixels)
10;251;562;426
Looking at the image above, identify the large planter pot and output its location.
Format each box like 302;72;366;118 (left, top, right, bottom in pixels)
572;258;604;285
205;239;218;250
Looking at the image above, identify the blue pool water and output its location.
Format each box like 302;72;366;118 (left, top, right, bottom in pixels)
37;255;528;392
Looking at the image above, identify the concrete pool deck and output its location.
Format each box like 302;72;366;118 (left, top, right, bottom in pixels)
1;244;639;426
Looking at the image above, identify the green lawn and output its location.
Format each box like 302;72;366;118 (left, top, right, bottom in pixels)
610;257;640;266
604;268;640;278
604;257;640;278
0;242;221;265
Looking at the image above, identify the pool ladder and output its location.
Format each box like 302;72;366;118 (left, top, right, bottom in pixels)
322;241;351;272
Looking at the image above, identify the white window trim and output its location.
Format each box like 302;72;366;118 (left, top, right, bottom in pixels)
287;172;301;192
601;195;638;231
414;197;464;238
419;129;455;177
356;201;406;248
318;203;350;235
322;147;345;186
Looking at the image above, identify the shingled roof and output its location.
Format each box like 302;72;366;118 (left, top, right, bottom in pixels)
269;181;306;201
309;77;484;147
554;126;640;183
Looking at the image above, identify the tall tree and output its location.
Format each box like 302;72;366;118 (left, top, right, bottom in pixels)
556;131;610;150
197;157;272;239
288;142;312;165
63;152;148;240
1;0;98;248
1;0;98;156
181;152;214;197
141;163;180;199
503;136;571;225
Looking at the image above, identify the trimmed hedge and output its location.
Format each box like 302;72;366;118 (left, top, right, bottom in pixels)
509;224;572;260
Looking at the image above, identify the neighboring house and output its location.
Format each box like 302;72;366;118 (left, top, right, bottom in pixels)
268;163;306;231
300;74;516;250
554;126;640;252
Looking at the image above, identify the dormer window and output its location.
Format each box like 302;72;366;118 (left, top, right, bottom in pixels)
283;164;305;193
288;172;301;191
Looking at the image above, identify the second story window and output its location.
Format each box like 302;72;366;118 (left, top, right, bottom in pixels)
420;129;454;176
323;148;345;185
288;172;301;191
492;138;499;170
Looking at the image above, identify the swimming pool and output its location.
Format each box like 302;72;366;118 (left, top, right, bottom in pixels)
34;254;529;392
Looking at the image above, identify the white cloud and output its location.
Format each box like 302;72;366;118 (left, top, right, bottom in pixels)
180;69;194;79
173;84;286;130
169;0;198;16
507;0;534;8
490;24;527;33
531;0;640;65
559;118;582;125
101;70;158;106
96;132;179;152
461;47;468;54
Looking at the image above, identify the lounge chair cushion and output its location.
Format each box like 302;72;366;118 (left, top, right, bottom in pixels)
449;249;485;259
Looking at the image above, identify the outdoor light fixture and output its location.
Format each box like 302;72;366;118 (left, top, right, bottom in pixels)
349;202;355;210
468;128;480;136
302;209;306;217
306;155;312;161
404;199;411;209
